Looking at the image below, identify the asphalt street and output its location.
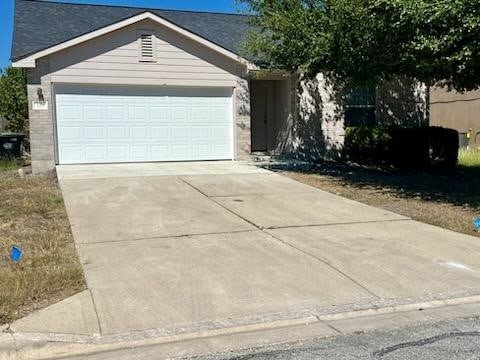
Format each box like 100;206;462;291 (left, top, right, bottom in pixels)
199;317;480;360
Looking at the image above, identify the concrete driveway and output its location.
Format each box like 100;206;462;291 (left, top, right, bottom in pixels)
11;162;480;340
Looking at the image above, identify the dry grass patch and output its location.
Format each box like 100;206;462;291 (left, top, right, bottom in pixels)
0;171;85;325
283;162;480;238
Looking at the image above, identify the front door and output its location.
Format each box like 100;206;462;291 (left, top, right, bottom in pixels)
251;82;273;152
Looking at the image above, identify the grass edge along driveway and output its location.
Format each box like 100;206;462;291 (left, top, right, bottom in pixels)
0;170;85;325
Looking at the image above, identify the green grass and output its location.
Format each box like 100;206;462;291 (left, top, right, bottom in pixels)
0;159;24;172
458;148;480;168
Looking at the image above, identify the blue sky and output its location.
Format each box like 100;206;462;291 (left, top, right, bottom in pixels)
0;0;243;69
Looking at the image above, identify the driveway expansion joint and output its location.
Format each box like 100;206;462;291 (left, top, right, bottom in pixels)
178;177;263;231
88;288;103;336
264;218;412;230
77;229;260;246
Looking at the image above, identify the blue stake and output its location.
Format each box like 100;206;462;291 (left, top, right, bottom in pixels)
10;246;22;263
473;217;480;232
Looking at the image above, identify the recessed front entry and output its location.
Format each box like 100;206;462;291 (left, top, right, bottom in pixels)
54;85;233;164
250;79;291;153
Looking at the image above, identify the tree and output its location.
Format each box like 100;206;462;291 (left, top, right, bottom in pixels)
241;0;480;91
0;67;28;134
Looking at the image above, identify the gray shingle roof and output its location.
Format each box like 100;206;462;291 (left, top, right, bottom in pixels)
11;0;254;61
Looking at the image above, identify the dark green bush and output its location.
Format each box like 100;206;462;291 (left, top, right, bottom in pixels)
344;126;392;163
390;127;459;170
344;126;459;170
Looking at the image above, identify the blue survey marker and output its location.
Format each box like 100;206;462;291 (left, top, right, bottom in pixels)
474;217;480;232
10;246;22;263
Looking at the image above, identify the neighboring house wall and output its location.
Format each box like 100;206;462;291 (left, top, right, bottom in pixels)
430;87;480;146
26;19;251;173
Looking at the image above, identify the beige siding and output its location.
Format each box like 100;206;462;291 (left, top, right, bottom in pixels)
48;19;239;87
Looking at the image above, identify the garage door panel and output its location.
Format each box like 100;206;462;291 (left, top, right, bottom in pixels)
106;106;127;120
107;146;128;161
151;145;169;158
85;146;106;161
130;127;148;139
107;127;128;139
84;127;105;140
131;145;149;160
171;144;191;159
150;107;170;120
55;86;233;164
60;127;82;140
84;105;104;120
61;146;83;162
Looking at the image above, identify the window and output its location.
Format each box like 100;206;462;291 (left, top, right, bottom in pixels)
138;31;156;62
345;86;376;127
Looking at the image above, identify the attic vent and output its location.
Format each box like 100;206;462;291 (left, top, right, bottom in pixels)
138;31;156;62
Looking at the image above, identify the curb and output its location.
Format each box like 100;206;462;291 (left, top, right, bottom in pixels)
2;296;480;360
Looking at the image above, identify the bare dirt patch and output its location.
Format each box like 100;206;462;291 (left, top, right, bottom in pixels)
282;162;480;237
0;171;85;325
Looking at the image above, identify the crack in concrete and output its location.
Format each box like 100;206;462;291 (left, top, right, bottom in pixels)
373;331;480;357
264;231;381;299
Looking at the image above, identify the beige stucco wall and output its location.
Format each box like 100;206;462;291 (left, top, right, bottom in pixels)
26;19;251;173
430;87;480;146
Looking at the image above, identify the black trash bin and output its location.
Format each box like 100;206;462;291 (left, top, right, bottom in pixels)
0;133;25;159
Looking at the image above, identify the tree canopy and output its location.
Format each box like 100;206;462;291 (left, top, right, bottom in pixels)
0;67;28;134
242;0;480;91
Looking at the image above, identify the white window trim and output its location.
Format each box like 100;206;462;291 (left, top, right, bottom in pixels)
137;30;157;63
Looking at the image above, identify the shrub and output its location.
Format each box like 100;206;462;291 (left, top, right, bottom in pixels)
344;126;392;163
390;127;459;170
344;126;459;170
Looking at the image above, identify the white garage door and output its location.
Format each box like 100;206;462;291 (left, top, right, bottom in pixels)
55;85;233;164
